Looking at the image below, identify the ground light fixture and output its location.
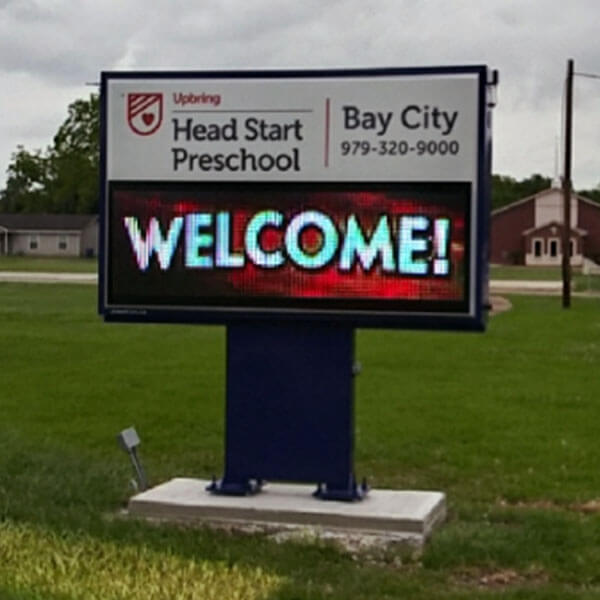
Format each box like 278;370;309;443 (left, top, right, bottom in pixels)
117;426;148;492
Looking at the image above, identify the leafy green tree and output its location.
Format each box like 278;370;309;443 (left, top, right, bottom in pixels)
577;185;600;204
0;94;99;214
491;174;519;210
0;147;52;212
49;94;99;213
491;173;552;210
517;173;553;199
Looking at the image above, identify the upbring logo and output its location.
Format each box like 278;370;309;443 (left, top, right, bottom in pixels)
126;91;221;136
127;93;163;136
173;92;221;107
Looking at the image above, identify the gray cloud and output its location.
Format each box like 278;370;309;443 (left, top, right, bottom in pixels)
1;0;599;187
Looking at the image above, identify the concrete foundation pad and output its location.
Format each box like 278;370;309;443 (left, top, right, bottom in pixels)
128;478;446;545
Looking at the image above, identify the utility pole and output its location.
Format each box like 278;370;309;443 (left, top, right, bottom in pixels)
562;58;574;309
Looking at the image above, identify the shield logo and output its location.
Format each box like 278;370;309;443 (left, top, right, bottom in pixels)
127;93;163;136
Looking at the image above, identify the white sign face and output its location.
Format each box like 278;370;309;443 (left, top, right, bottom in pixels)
101;68;491;331
105;74;480;183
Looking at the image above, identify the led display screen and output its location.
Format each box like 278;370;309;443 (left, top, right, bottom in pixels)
107;182;470;317
100;68;491;328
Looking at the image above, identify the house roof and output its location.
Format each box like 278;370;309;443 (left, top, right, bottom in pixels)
491;186;600;216
522;220;587;236
0;213;97;232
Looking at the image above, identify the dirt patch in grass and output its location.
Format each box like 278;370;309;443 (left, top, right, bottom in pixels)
497;497;600;514
497;498;562;511
572;499;600;513
489;295;512;316
453;566;549;589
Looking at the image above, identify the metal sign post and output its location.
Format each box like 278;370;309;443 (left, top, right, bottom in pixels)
207;321;363;500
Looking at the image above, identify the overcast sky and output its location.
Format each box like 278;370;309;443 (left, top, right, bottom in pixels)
1;0;599;191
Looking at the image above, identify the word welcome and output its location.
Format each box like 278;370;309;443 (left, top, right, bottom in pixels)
124;211;451;276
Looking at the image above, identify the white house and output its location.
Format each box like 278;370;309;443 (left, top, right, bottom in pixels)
0;214;98;257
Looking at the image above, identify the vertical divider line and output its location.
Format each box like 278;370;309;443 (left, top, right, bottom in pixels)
324;98;331;168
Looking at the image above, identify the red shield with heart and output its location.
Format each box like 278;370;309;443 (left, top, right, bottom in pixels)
127;93;163;136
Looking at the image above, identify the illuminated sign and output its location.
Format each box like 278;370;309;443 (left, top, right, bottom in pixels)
100;67;491;328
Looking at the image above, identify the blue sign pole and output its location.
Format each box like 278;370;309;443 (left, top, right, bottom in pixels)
208;321;366;500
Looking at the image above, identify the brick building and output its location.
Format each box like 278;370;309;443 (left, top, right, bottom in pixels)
490;186;600;266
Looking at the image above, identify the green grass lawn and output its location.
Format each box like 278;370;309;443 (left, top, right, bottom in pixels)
2;283;600;598
490;265;562;280
490;264;600;292
0;255;97;273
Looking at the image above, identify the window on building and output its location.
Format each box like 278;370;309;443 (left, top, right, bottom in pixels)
549;239;559;258
570;239;575;257
533;239;543;257
29;235;39;250
58;235;67;251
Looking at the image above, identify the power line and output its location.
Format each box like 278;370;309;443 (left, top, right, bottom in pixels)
574;71;600;80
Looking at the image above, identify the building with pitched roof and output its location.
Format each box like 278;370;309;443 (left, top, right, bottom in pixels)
490;185;600;266
0;214;98;257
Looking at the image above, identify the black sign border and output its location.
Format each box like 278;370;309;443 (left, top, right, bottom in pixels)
99;66;490;331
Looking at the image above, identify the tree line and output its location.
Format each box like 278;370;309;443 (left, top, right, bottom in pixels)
492;174;600;209
1;94;598;214
0;95;99;214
